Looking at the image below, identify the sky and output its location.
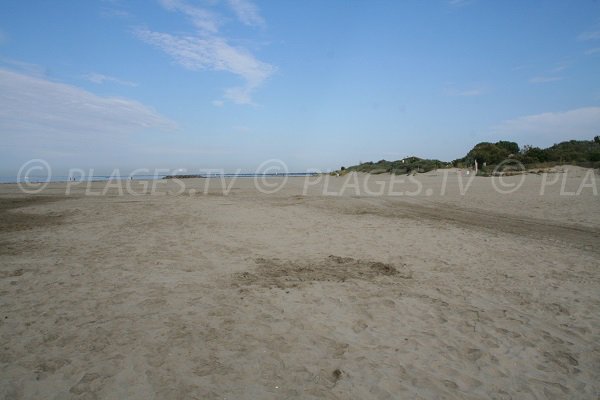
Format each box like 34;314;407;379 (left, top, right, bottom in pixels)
1;0;600;175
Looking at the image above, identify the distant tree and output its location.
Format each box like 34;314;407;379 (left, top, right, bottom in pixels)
521;146;548;163
340;166;346;171
595;136;600;144
495;140;520;155
466;142;510;165
543;139;600;162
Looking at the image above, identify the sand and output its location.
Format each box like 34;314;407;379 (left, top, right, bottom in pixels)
1;168;599;399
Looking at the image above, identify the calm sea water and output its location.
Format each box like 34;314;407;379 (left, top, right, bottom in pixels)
0;173;317;184
0;175;166;184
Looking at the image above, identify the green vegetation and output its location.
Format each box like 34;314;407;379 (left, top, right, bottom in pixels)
453;136;600;166
338;137;600;175
342;156;449;175
453;138;600;169
463;141;520;166
519;139;600;164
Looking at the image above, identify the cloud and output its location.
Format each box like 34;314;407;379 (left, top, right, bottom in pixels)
585;47;600;55
100;7;130;19
448;0;475;7
159;0;220;33
444;83;485;96
528;61;570;84
84;72;138;86
491;107;600;144
135;27;274;105
0;57;46;77
135;0;274;105
529;76;563;84
99;0;132;19
224;86;254;104
550;62;569;73
0;68;176;151
511;64;531;71
578;30;600;41
451;88;483;96
227;0;265;28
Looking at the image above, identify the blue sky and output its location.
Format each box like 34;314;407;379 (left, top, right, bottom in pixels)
1;0;600;175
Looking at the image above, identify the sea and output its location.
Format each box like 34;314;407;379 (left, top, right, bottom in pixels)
0;172;318;184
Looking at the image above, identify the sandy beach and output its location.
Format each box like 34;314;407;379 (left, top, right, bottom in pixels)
1;169;599;399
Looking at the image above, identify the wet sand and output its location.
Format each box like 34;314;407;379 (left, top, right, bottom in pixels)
1;169;599;399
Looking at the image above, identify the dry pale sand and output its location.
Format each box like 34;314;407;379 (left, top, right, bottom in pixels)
1;168;599;399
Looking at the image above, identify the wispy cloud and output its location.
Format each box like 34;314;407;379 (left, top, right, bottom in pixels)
159;0;220;33
529;76;563;84
135;29;274;104
550;61;569;73
528;61;569;84
0;57;46;77
137;0;274;105
100;7;130;19
99;0;132;19
227;0;265;28
448;0;475;7
511;64;531;71
0;68;175;151
491;107;600;144
84;72;138;87
578;30;600;41
444;83;485;96
452;88;483;96
584;47;600;55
